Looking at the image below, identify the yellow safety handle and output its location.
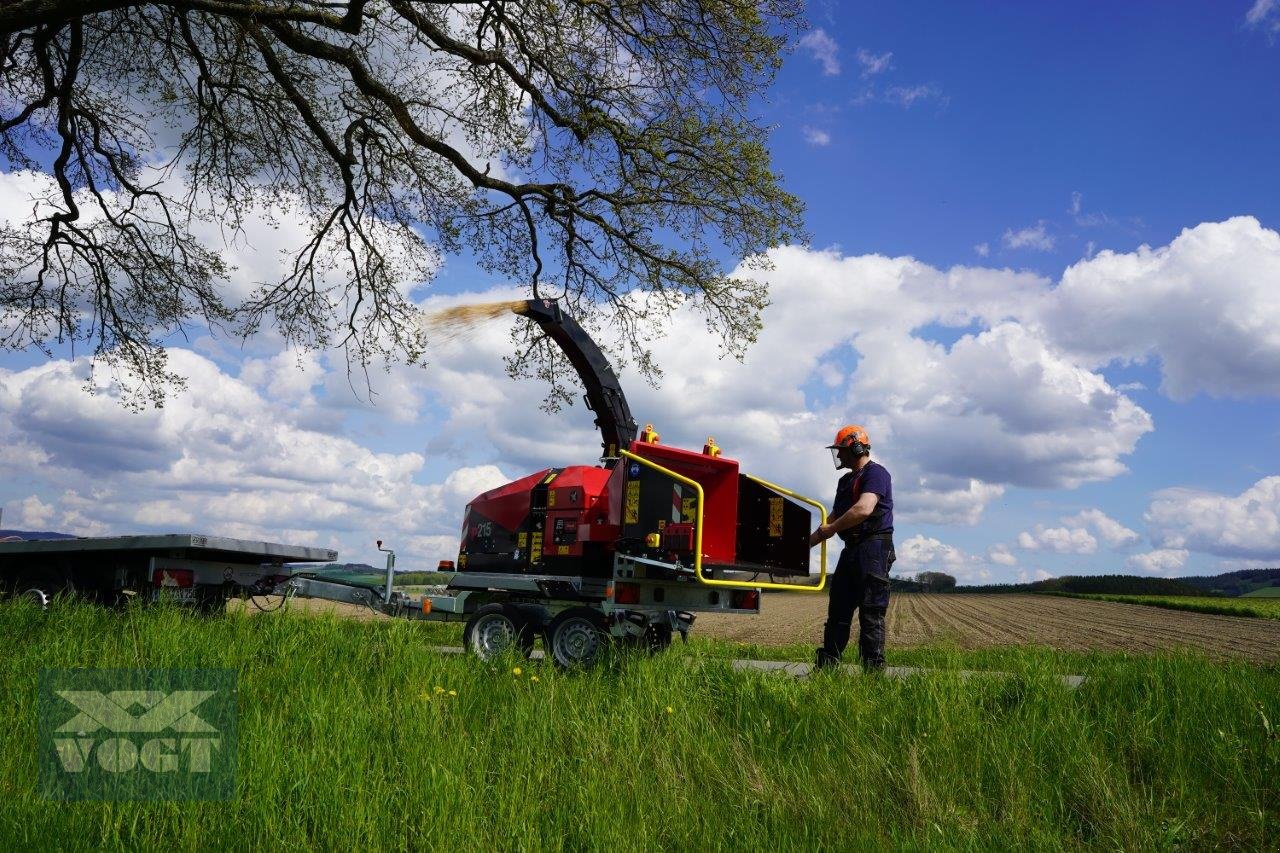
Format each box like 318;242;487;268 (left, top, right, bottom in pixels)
619;450;828;593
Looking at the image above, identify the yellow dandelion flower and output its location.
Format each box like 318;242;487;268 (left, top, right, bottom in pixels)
530;675;540;683
666;706;674;714
512;666;523;676
448;689;457;697
434;686;445;694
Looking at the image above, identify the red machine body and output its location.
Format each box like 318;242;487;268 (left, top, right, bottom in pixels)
457;438;811;579
452;300;811;579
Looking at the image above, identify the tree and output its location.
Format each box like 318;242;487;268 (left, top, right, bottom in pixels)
0;1;805;406
916;571;956;593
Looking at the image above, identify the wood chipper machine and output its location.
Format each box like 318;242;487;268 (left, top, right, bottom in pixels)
0;299;828;668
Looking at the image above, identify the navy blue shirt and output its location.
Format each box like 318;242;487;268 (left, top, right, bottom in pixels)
831;461;894;542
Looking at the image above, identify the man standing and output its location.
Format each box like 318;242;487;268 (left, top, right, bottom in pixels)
808;425;895;671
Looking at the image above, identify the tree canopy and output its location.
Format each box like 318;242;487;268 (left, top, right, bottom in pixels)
916;571;957;593
0;0;805;405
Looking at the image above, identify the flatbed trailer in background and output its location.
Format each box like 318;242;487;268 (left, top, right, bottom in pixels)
0;534;337;611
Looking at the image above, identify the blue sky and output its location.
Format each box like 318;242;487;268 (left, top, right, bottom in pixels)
778;1;1280;270
2;1;1279;581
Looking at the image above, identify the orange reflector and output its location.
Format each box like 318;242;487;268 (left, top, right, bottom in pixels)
615;582;641;605
438;560;455;570
421;597;432;614
732;589;760;610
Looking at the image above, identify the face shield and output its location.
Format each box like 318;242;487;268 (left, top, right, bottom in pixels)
828;446;843;469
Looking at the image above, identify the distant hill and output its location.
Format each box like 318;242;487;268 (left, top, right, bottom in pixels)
0;529;77;541
956;567;1280;597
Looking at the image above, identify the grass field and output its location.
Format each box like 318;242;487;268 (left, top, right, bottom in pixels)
1066;593;1280;621
1243;586;1280;598
2;600;1278;849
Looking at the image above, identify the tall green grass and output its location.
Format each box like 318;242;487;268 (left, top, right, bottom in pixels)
1065;592;1280;620
1;600;1276;850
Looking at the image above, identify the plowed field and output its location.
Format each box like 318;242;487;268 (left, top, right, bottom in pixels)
695;592;1280;662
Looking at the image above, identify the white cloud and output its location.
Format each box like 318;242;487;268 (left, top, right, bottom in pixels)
799;29;841;75
0;349;511;568
856;49;893;77
1246;0;1280;32
1017;568;1055;583
854;320;1152;491
883;84;944;108
1145;476;1280;560
412;245;1152;528
1062;508;1141;549
802;126;832;147
897;534;990;583
1125;548;1190;575
1247;0;1277;24
1040;217;1280;400
974;242;990;258
1016;524;1098;555
987;544;1018;566
1002;221;1056;251
2;495;57;529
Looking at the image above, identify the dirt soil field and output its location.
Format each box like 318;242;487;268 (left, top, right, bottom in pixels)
695;593;1280;662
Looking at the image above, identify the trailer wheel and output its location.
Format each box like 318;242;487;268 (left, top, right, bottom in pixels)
464;604;534;660
18;588;51;611
547;607;610;669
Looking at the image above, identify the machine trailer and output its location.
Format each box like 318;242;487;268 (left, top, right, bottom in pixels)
0;299;828;668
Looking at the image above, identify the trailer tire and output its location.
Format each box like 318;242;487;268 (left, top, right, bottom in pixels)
547;607;610;669
18;588;51;611
464;604;534;660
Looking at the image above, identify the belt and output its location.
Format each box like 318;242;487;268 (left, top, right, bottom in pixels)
841;530;894;545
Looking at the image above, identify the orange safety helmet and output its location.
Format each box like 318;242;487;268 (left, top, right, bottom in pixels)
827;424;871;468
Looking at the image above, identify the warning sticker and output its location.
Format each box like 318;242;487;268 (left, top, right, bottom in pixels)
517;532;528;548
530;532;543;563
547;489;557;508
625;481;640;525
768;497;784;537
681;497;698;524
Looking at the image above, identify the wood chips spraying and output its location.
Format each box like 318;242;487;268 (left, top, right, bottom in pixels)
420;299;528;345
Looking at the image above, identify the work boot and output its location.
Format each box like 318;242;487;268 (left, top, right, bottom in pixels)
814;648;840;670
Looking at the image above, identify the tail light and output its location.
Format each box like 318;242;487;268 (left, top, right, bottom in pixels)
662;523;695;552
152;568;194;588
438;560;455;570
614;582;641;605
731;589;759;610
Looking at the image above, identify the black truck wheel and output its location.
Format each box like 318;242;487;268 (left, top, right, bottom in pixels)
547;607;610;669
464;604;534;660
